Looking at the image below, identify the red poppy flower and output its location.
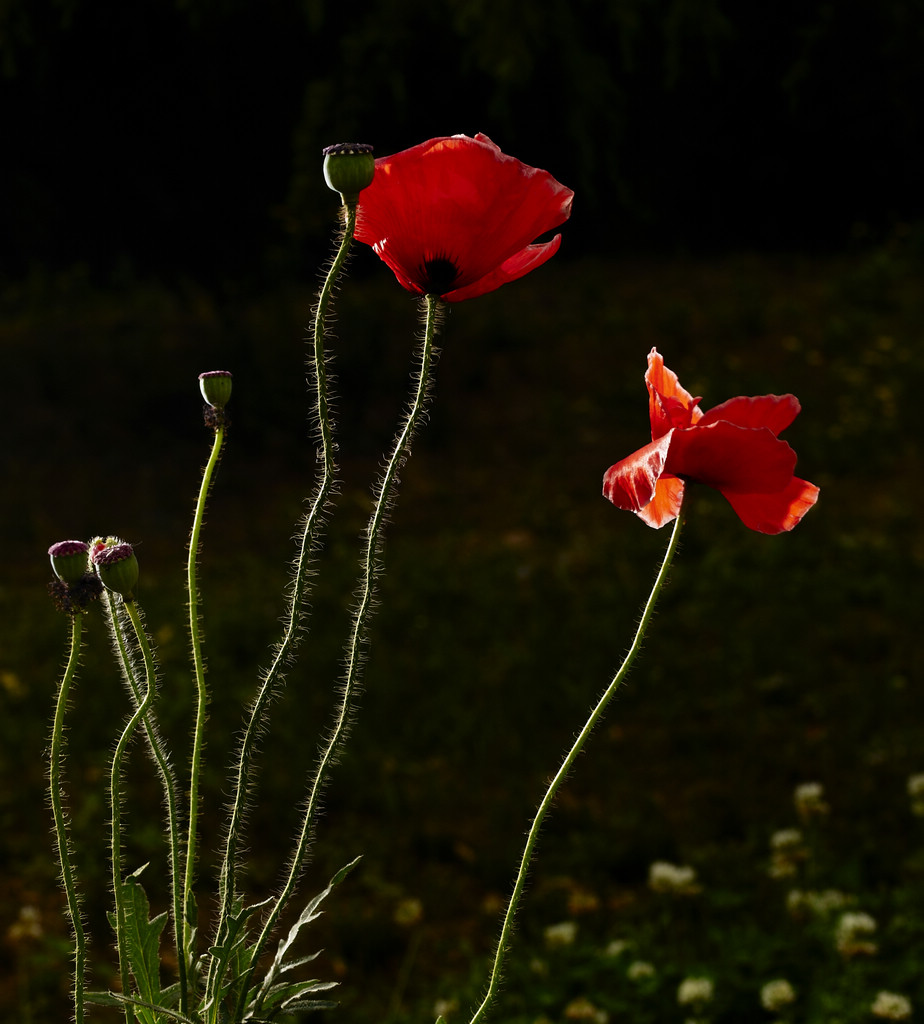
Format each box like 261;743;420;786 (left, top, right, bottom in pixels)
603;349;819;534
354;133;573;302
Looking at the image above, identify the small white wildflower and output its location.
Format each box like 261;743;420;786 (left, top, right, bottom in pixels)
794;781;829;821
768;828;807;878
677;977;714;1007
627;960;656;981
648;860;700;895
835;910;878;957
544;920;578;948
787;887;852;919
760;979;796;1012
871;990;912;1020
771;828;804;850
808;889;852;915
603;938;630;958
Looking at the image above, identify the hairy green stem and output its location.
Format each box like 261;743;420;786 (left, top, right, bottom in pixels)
212;204;355;999
106;592;188;1013
234;292;443;1019
468;513;685;1024
49;612;87;1024
183;421;225;986
110;599;159;1024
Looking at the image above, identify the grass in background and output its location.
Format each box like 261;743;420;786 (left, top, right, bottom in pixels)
1;242;922;1022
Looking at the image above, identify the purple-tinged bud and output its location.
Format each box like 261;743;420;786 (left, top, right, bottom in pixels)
199;370;233;409
92;540;139;600
49;540;91;585
47;539;103;613
323;143;375;204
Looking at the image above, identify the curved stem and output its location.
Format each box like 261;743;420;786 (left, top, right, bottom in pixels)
110;599;158;1024
236;293;443;1017
468;513;685;1024
48;612;87;1024
184;421;225;984
106;592;188;1013
214;203;354;968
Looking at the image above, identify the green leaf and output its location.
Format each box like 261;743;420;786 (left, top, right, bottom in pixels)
261;978;338;1014
85;990;199;1023
248;856;360;1020
257;851;364;1011
276;952;320;977
119;872;169;1022
85;991;125;1006
207;896;273;1013
281;998;339;1013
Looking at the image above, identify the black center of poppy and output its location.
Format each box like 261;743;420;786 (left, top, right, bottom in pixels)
421;257;461;296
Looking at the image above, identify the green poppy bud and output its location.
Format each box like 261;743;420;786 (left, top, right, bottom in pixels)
323;143;375;205
48;539;91;585
93;540;139;601
199;370;233;409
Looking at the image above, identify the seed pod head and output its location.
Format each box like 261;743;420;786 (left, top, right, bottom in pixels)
322;143;375;204
199;370;233;409
92;538;139;600
48;539;91;585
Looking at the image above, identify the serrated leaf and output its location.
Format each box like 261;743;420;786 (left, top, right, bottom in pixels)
280;980;338;1009
276;856;361;965
120;874;169;1022
277;951;320;977
281;998;339;1013
261;978;337;1014
254;855;361;1014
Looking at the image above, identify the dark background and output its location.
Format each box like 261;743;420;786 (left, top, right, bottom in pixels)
2;0;923;283
3;2;924;1022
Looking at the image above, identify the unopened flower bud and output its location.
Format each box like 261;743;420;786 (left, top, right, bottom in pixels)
322;143;375;204
48;540;91;585
93;541;139;600
199;370;233;409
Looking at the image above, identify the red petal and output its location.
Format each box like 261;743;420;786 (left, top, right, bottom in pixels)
354;134;573;300
699;394;801;436
602;433;673;512
666;421;797;493
636;475;685;529
721;477;820;534
443;235;562;301
645;349;703;438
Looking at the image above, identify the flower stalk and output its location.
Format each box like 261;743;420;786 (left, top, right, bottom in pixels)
184;414;226;977
48;611;88;1024
468;512;685;1024
235;292;443;1017
108;598;159;1024
213;200;356;969
104;591;188;1013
